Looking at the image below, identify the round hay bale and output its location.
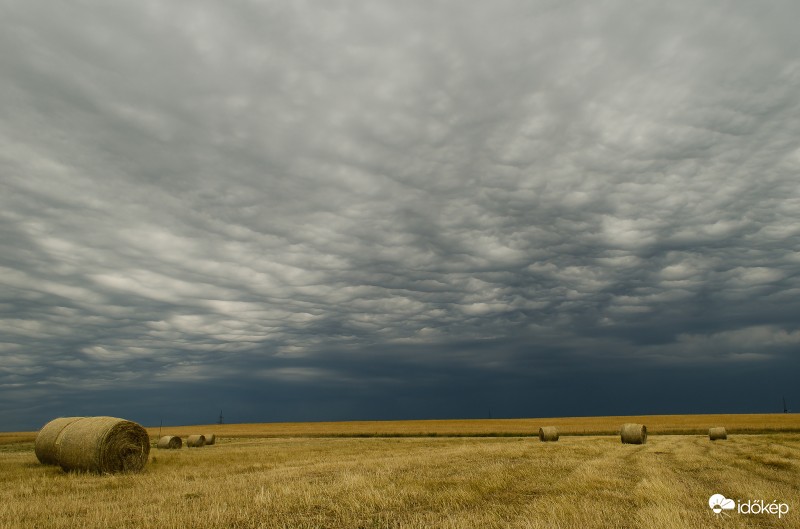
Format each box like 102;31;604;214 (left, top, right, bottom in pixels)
55;416;150;473
620;423;647;444
186;434;206;448
157;435;182;449
709;427;727;441
35;417;85;465
538;426;559;442
203;434;216;446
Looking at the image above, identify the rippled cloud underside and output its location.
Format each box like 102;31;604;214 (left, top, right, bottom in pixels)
2;1;799;429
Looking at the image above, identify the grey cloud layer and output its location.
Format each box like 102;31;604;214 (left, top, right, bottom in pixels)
2;1;800;426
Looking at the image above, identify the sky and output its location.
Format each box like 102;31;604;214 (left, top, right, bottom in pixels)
2;1;799;431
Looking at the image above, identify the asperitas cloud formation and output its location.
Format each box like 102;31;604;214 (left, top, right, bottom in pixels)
1;1;799;429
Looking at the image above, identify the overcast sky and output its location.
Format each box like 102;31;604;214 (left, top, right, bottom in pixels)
2;1;799;431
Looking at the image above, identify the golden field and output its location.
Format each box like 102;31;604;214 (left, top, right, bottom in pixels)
140;413;800;438
3;413;798;444
1;415;798;528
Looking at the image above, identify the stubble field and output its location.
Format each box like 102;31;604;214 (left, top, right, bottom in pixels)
1;415;798;528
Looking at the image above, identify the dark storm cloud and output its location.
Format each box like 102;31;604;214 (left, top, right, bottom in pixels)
2;1;800;429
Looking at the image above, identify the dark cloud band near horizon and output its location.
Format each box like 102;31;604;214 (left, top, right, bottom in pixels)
2;1;799;431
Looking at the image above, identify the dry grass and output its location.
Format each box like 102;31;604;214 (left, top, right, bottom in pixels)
1;434;798;528
7;413;799;441
0;433;36;446
1;414;798;528
142;413;800;438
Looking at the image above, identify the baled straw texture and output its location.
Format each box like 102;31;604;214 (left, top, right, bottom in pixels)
620;423;647;444
709;427;728;440
56;416;150;473
35;417;85;465
203;433;216;445
186;434;206;447
538;426;559;442
157;435;182;449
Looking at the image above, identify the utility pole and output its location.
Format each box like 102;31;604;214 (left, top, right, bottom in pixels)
218;409;224;425
783;396;789;414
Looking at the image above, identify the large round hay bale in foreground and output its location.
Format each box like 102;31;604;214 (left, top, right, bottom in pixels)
620;423;647;444
157;435;182;449
203;433;216;446
56;416;150;473
539;426;559;442
709;427;727;441
186;434;206;448
35;417;85;465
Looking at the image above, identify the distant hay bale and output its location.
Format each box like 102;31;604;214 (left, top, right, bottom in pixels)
157;435;182;449
35;417;85;465
203;434;216;446
186;434;206;448
620;423;647;444
55;416;150;473
539;426;559;442
709;427;728;441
